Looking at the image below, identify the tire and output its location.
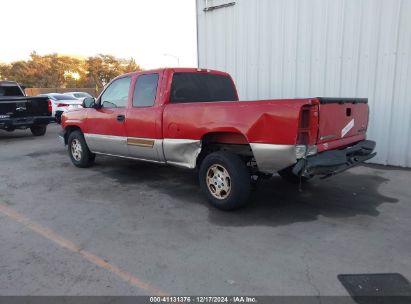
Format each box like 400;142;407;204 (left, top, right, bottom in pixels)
278;167;311;184
30;125;47;136
199;151;251;211
67;130;95;168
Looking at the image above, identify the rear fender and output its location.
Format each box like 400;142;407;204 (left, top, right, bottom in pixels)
164;131;251;169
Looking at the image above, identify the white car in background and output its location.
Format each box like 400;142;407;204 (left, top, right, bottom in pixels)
38;93;83;123
63;91;93;101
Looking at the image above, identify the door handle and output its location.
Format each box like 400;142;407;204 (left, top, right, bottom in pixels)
116;114;125;122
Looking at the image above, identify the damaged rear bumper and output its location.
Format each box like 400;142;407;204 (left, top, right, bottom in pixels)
292;140;376;178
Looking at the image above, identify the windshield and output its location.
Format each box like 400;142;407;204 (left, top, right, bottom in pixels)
170;73;238;103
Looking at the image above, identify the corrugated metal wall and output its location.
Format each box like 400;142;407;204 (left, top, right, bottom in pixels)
197;0;411;167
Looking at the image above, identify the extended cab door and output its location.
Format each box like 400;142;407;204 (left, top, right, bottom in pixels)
83;76;131;156
124;72;165;162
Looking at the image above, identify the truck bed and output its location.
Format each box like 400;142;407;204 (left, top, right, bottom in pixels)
163;97;369;147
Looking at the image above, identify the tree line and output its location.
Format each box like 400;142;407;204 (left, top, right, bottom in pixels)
0;52;142;89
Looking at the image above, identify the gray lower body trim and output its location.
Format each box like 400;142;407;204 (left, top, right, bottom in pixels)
85;134;164;163
93;152;165;165
83;133;296;173
83;134;201;169
84;133;128;156
163;139;202;169
250;143;297;173
127;138;165;163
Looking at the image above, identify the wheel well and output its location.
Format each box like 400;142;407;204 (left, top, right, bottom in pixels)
197;132;254;168
202;132;249;145
64;126;82;144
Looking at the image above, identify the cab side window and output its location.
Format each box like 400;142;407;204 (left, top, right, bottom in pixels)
101;76;131;108
132;74;159;107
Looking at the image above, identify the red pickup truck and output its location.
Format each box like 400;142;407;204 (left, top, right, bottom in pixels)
60;68;376;210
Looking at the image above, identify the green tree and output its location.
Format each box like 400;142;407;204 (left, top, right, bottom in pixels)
9;61;30;85
0;52;142;89
26;52;84;87
85;54;142;89
0;63;12;80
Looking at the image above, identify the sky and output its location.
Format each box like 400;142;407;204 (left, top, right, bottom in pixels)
0;0;198;69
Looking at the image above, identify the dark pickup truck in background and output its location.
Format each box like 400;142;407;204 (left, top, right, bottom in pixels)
0;81;54;136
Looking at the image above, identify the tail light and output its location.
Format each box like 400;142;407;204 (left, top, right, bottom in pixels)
296;104;319;159
57;103;69;107
47;99;52;113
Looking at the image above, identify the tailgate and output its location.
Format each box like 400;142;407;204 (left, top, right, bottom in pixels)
316;98;369;145
0;97;50;118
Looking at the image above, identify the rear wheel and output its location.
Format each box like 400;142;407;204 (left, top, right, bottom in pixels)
278;167;312;184
199;151;251;211
68;130;95;168
30;125;47;136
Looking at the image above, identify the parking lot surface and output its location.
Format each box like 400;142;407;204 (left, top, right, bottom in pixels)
0;124;410;296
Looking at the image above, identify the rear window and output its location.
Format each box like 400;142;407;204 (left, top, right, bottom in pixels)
0;85;24;97
170;73;237;103
133;74;159;107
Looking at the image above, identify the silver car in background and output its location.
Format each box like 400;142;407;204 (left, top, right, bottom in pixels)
63;92;93;101
38;93;82;124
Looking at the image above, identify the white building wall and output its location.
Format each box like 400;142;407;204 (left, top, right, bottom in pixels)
197;0;411;167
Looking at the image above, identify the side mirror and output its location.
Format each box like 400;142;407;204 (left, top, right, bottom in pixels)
82;97;96;108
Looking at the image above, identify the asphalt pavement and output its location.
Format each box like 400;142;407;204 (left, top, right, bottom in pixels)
0;124;410;296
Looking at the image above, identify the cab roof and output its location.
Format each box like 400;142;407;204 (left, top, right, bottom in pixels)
0;80;19;86
118;68;231;79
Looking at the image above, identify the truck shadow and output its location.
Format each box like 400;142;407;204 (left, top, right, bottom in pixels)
95;157;398;228
208;174;398;227
0;129;33;140
0;123;59;141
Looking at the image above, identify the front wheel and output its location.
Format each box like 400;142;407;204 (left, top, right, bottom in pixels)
199;151;251;211
67;130;95;168
30;125;47;136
